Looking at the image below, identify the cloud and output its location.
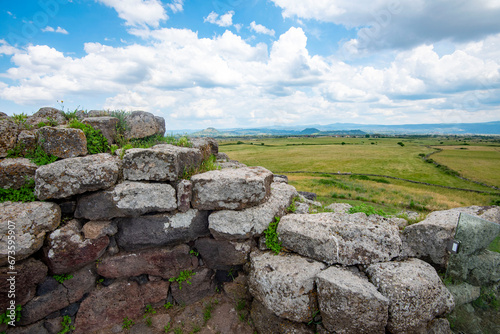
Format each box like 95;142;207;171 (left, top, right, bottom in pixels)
249;21;275;36
0;28;499;128
0;39;20;55
272;0;500;54
42;26;69;34
97;0;167;27
204;11;234;27
167;0;184;13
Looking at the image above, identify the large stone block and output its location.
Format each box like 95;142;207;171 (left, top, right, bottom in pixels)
35;153;120;200
122;144;203;181
0;158;37;189
191;166;273;211
316;266;389;334
75;181;177;220
37;126;87;158
0;117;19;158
402;206;500;266
248;251;325;322
195;238;253;270
0;201;60;266
124;110;165;139
114;209;209;251
278;212;401;266
0;259;47;312
97;244;197;279
366;258;455;333
43;220;109;274
208;182;298;240
82;116;118;145
74;280;169;333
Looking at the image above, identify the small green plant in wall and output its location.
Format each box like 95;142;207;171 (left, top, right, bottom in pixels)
53;274;73;284
143;304;156;327
122;317;135;330
0;305;22;326
169;270;196;290
58;315;75;334
264;216;282;255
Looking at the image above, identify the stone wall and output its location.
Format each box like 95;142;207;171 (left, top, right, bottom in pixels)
0;109;499;334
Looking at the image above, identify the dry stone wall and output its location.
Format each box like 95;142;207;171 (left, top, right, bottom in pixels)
0;109;499;333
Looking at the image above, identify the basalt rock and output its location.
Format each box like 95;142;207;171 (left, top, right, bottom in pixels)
191;166;273;211
0;157;37;189
36;126;87;158
248;251;325;322
35;153;121;200
0;201;60;266
75;181;177;220
278;212;402;265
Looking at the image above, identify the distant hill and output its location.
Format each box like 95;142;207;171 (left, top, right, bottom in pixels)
184;121;500;137
300;128;320;135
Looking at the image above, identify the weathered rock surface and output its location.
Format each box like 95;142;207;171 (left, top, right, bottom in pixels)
81;221;117;239
82;116;118;145
325;202;352;213
367;258;455;333
115;209;209;251
75;181;177;220
0;201;60;266
43;220;109;274
0;157;37;189
209;182;298;240
87;110;108;117
316;266;389;334
249;251;325;322
0;117;19;158
124;111;165;139
446;282;481;307
192;166;273;211
0;259;47;311
30;107;67;125
402;206;500;266
16;130;37;155
171;267;215;305
97;244;197;279
37;126;87;158
189;137;218;157
35;153;120;200
122;144;203;181
74;280;169;334
177;179;192;213
278;212;402;265
195;238;253;270
250;299;315;334
19;281;68;325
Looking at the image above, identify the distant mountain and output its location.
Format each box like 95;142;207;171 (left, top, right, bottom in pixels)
181;121;500;137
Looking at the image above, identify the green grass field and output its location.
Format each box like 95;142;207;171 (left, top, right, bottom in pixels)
220;136;500;213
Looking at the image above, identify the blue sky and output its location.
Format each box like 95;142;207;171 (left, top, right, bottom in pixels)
1;0;500;131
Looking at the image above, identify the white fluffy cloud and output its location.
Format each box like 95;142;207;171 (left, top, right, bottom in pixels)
249;22;275;36
204;11;234;27
272;0;500;55
97;0;167;27
1;26;499;128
